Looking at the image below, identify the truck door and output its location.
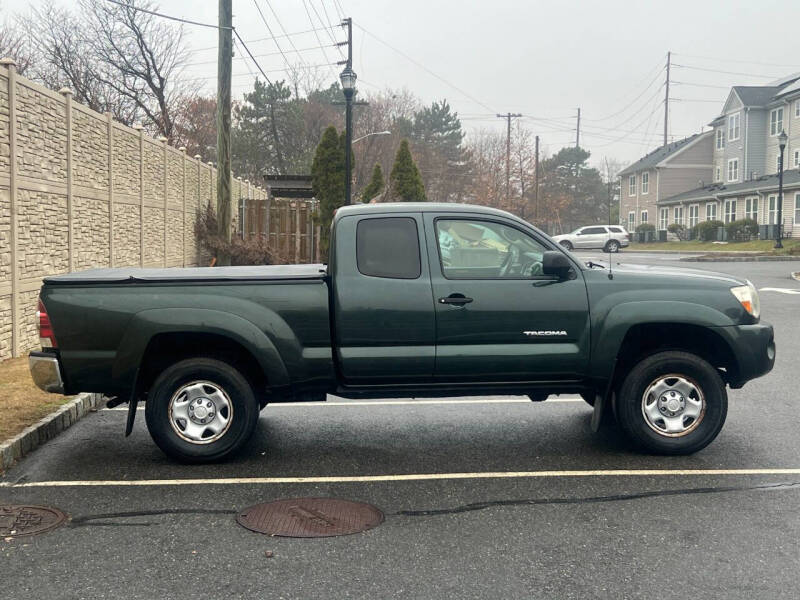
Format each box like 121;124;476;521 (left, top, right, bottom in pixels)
425;213;590;382
331;213;436;384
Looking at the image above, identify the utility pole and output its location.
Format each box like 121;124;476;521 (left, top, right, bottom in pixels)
497;112;522;202
341;18;355;205
534;135;540;222
605;157;612;225
576;108;581;148
664;51;671;146
216;0;232;265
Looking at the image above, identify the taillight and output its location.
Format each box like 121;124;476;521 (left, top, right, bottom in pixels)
38;299;58;348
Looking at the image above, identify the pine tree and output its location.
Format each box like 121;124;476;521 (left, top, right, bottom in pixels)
361;163;385;202
389;140;426;202
311;126;346;257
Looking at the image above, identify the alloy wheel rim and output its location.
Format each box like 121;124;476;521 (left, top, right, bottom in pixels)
641;374;705;437
168;380;234;444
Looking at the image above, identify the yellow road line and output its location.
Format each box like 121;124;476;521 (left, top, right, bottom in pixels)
3;469;800;488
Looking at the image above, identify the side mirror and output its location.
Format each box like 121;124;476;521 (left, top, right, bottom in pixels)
542;251;572;278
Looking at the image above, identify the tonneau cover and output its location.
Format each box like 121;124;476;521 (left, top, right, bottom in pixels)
44;264;326;285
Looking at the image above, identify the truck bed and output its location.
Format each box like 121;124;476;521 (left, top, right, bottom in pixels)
44;264;326;285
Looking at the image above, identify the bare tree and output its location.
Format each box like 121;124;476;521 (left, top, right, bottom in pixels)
80;0;197;141
0;3;34;74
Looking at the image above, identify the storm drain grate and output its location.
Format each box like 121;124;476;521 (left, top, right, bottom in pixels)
236;498;384;538
0;505;68;538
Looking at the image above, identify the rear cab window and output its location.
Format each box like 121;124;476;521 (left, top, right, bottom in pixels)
356;217;421;279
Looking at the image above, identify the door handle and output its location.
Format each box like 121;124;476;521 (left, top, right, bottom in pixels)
439;294;473;305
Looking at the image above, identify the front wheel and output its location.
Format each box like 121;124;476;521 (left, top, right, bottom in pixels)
604;240;620;253
145;358;260;463
559;240;573;251
615;351;727;455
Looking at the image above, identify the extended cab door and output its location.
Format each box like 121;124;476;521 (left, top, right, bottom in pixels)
331;213;436;384
425;213;590;382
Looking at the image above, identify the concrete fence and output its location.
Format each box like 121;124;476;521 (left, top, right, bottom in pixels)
0;59;278;360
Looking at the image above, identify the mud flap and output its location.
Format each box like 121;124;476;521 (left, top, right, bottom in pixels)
590;393;605;432
125;395;138;436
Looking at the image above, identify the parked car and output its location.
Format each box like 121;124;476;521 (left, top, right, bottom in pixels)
30;203;774;462
551;225;630;252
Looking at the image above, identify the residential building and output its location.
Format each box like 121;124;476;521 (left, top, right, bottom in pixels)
658;72;800;236
618;132;713;231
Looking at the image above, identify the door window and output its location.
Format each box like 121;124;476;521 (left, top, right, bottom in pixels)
436;219;547;279
581;227;607;235
356;217;421;279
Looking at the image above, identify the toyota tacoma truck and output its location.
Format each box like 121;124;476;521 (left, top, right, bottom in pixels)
29;203;775;462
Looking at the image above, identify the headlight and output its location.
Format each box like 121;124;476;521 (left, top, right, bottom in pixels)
730;280;760;319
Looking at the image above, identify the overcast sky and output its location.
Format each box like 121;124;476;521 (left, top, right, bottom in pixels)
30;0;800;168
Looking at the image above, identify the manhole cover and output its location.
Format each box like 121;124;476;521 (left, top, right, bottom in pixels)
236;498;384;538
0;505;68;538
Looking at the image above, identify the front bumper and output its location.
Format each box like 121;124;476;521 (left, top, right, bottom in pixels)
723;322;775;388
29;351;65;394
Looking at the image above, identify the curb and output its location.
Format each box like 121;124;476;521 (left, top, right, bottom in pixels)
0;392;104;473
679;255;800;262
625;249;761;255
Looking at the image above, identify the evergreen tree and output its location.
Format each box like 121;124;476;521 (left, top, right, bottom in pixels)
389;140;426;202
311;126;346;257
361;163;385;202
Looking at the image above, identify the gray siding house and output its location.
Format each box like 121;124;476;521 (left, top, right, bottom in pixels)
658;73;800;237
618;132;713;232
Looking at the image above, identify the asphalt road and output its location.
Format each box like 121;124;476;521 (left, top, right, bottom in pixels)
3;257;800;599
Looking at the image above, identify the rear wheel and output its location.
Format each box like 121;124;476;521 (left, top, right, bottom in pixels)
604;239;620;253
615;351;727;454
145;358;259;463
560;240;573;251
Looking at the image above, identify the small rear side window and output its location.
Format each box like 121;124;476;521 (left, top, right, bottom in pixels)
608;226;623;233
357;217;421;279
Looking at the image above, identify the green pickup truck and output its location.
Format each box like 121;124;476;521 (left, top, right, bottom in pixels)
29;203;775;462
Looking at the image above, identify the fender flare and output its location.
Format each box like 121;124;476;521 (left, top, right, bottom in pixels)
115;308;290;435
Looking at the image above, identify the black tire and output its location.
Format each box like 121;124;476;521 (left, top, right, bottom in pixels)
145;358;259;463
615;351;727;455
560;240;573;251
604;240;620;253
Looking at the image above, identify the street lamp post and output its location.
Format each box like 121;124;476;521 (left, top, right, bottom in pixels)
775;130;788;249
353;130;391;144
340;66;357;205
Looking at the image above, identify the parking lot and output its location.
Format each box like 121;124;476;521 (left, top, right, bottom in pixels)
2;255;800;599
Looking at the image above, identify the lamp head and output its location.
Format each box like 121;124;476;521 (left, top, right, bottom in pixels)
340;67;357;94
778;130;788;151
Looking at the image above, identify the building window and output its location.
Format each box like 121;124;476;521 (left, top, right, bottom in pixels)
770;107;784;136
715;166;721;182
659;208;669;230
641;172;649;194
727;158;739;182
795;193;800;225
688;205;699;228
768;195;778;224
728;113;740;141
716;129;725;150
796;100;800;118
641;210;648;223
628;211;635;230
794;150;799;168
628;175;636;196
706;202;717;221
673;206;683;225
745;197;758;222
724;199;737;223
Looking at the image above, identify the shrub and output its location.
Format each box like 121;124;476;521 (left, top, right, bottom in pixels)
694;219;725;242
635;222;655;233
725;218;758;240
195;203;282;266
667;222;686;240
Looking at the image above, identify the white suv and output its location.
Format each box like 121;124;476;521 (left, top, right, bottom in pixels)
551;225;630;253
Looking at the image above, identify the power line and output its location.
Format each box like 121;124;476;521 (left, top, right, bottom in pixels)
589;97;665;148
673;52;799;70
355;23;497;114
301;0;337;78
233;29;273;85
672;63;778;79
252;0;297;74
185;43;337;67
265;0;324;69
103;0;226;29
673;81;731;89
583;56;665;122
310;0;346;58
193;26;338;52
